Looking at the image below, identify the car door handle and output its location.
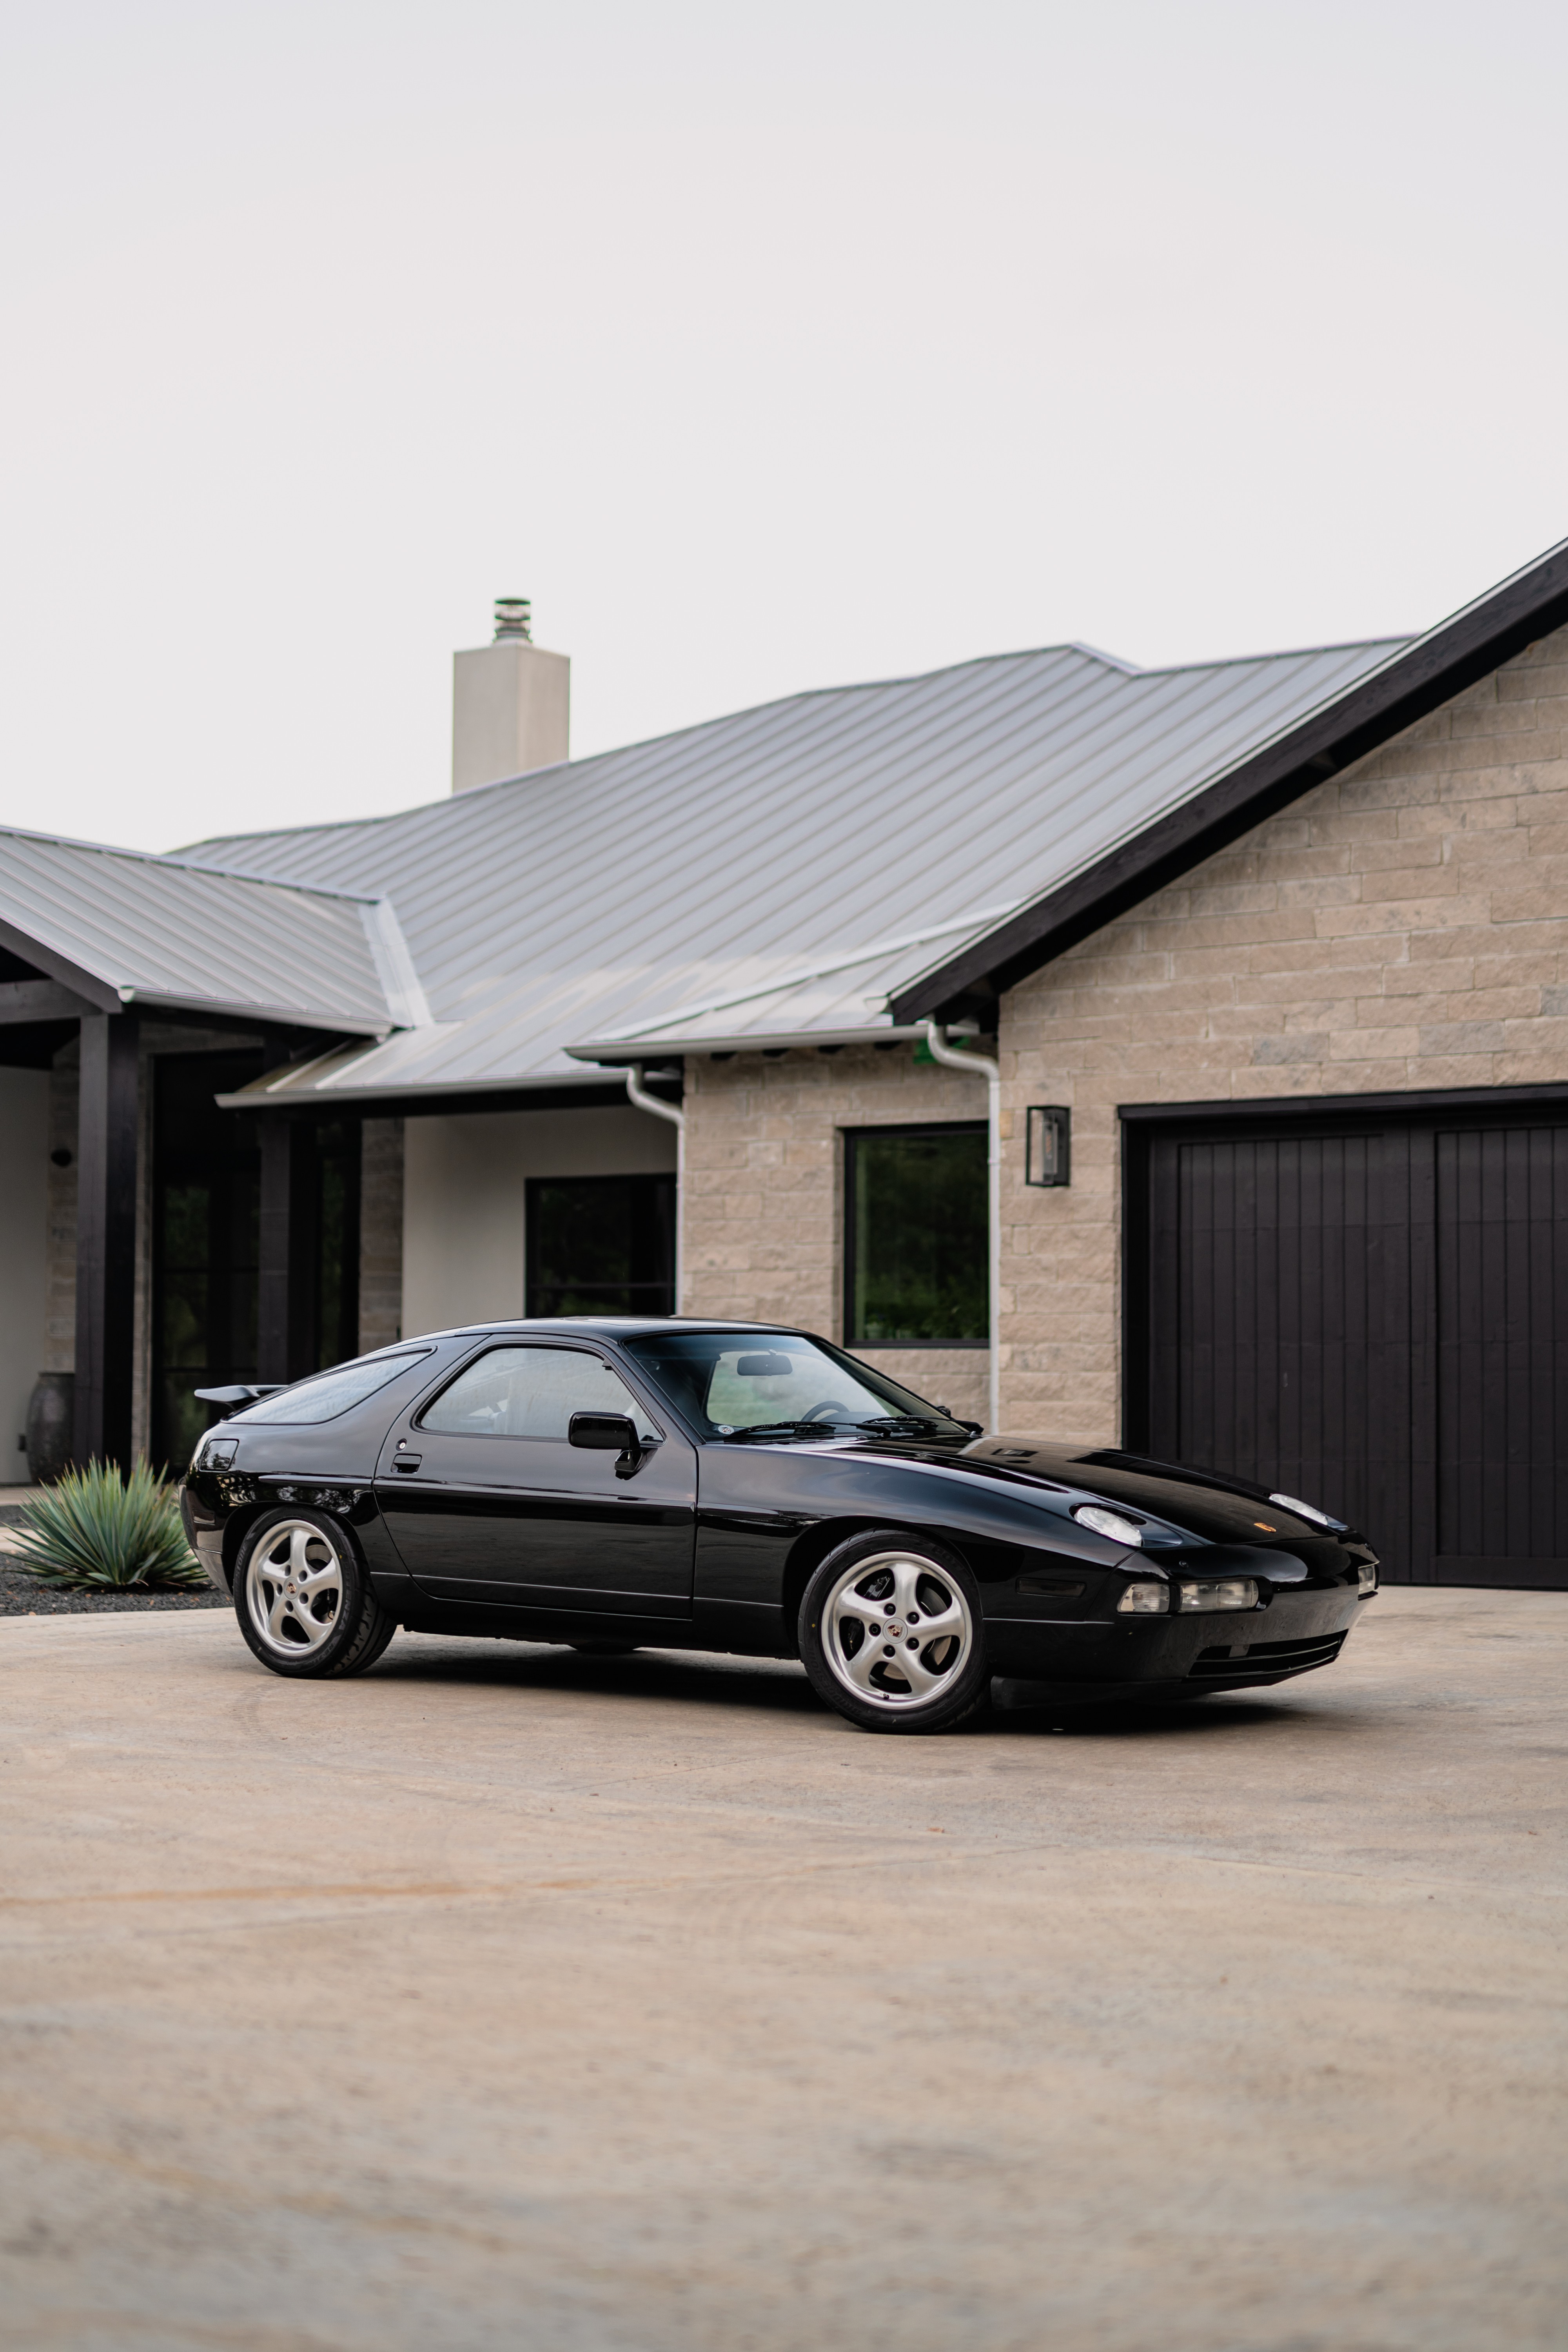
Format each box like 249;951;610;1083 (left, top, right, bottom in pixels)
393;1454;422;1472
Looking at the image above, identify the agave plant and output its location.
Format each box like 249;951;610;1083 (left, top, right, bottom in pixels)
12;1457;209;1591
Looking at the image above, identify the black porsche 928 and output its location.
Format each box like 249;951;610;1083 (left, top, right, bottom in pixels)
181;1319;1379;1735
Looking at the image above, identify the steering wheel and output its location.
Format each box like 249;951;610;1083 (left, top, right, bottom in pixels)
800;1400;855;1422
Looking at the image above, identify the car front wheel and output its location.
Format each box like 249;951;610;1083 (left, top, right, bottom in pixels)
233;1508;396;1680
799;1531;990;1734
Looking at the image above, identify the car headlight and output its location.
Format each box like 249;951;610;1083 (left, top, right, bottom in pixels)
1115;1579;1169;1615
1269;1491;1339;1530
1357;1564;1377;1596
1178;1577;1258;1613
1074;1503;1144;1548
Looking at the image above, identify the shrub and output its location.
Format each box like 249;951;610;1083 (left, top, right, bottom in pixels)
12;1458;209;1591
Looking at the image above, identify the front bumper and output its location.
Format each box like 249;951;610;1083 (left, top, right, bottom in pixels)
984;1583;1369;1693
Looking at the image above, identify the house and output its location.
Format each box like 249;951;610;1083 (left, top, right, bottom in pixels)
3;540;1567;1590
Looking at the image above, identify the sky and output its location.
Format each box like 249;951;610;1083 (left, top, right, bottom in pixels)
2;0;1566;854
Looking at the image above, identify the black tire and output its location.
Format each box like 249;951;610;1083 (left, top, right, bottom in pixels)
233;1507;397;1681
799;1529;991;1735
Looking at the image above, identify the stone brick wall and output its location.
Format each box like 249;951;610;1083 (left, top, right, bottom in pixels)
1001;619;1568;1437
359;1117;405;1351
683;1046;995;1425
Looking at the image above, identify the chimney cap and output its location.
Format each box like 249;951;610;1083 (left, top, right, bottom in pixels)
494;597;532;642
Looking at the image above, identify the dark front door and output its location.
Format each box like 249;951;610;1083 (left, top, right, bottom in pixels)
1125;1096;1568;1590
151;1058;363;1471
375;1341;696;1616
152;1051;264;1470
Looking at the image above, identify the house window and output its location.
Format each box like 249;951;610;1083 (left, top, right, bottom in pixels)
844;1123;988;1346
525;1174;676;1318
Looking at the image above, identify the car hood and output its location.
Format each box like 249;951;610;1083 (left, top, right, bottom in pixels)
958;1437;1351;1544
792;1430;1348;1545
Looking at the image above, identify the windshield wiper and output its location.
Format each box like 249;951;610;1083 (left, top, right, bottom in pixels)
722;1420;841;1441
855;1415;951;1435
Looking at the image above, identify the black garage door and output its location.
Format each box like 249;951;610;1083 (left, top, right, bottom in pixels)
1122;1091;1568;1589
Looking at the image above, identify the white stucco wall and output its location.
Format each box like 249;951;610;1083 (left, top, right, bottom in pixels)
402;1103;679;1339
0;1069;49;1477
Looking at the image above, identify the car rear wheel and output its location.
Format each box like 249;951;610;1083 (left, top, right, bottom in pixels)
799;1531;990;1734
234;1508;396;1680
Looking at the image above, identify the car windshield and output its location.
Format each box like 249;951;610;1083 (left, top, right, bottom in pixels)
227;1350;433;1426
620;1330;969;1439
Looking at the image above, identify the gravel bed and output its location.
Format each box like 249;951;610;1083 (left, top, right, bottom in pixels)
0;1567;229;1616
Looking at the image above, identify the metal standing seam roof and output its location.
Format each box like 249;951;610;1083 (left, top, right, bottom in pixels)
0;828;406;1033
176;633;1404;1102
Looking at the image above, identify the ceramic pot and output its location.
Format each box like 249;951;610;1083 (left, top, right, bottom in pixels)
25;1372;74;1486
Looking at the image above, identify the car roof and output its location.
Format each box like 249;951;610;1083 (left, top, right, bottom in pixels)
428;1316;804;1341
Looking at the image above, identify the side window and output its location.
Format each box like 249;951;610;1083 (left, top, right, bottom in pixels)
525;1175;676;1316
419;1347;661;1441
844;1123;989;1344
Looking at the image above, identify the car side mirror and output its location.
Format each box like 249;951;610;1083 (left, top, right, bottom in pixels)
569;1412;643;1478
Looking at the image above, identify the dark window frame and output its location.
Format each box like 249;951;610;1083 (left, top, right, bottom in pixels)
524;1171;676;1321
842;1120;989;1351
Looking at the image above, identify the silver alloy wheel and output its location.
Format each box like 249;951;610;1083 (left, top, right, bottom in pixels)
820;1550;975;1711
245;1520;345;1658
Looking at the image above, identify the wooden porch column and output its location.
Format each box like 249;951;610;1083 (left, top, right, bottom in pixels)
74;1009;140;1467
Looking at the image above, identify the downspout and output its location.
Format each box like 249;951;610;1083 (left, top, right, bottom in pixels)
625;1063;686;1314
922;1020;1002;1434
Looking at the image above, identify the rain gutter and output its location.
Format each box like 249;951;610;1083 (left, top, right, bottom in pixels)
625;1062;687;1313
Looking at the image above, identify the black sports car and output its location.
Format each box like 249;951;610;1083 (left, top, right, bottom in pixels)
181;1319;1379;1735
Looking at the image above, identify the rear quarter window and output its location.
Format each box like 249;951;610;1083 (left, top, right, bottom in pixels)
230;1351;434;1427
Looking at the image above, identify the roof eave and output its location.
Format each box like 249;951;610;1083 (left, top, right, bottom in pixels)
891;535;1568;1021
566;1023;930;1063
0;913;395;1038
211;1062;635;1110
117;990;390;1036
0;916;122;1013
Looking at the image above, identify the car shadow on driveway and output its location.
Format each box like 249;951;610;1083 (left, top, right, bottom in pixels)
365;1637;1302;1739
371;1638;826;1715
988;1684;1290;1739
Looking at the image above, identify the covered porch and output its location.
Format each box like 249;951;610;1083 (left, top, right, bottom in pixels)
0;834;403;1473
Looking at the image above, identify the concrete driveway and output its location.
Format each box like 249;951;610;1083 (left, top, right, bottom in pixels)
0;1589;1563;2352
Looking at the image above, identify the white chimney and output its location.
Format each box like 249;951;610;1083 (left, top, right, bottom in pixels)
451;598;570;793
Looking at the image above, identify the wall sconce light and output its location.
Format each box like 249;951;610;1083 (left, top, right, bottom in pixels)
1025;1105;1071;1187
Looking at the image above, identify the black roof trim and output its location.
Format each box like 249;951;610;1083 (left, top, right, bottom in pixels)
1118;1080;1568;1126
891;537;1568;1020
213;1078;678;1120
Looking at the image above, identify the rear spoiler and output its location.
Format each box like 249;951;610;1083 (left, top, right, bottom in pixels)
193;1383;288;1420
